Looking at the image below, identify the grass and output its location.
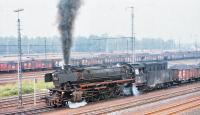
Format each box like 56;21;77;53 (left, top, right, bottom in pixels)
0;80;53;98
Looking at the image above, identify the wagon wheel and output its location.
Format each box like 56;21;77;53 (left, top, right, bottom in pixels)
88;92;95;102
51;91;62;107
104;93;109;100
107;89;115;98
114;87;122;97
91;92;100;102
87;96;93;102
94;95;101;102
52;98;63;107
52;100;57;107
99;93;105;100
46;99;52;106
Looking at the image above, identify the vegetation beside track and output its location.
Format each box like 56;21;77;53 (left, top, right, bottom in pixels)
0;80;53;98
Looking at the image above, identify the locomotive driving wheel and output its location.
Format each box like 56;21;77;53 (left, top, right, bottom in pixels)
113;86;123;97
93;92;101;101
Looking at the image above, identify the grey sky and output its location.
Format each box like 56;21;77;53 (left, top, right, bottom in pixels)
0;0;200;43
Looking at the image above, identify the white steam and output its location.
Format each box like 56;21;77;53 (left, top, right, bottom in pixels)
67;100;87;108
132;85;140;96
123;87;132;95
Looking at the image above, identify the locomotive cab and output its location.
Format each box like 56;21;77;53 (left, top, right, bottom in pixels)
130;63;146;86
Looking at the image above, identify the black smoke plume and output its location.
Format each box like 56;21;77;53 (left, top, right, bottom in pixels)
58;0;81;65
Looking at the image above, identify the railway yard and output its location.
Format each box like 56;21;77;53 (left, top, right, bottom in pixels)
0;70;53;84
0;51;200;72
1;78;200;114
1;55;200;114
0;56;199;84
1;0;200;114
43;82;200;115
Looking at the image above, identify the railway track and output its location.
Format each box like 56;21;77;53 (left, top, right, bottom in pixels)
143;93;200;114
0;92;45;102
0;76;44;84
0;70;54;84
0;92;48;114
4;106;55;115
2;83;200;114
0;70;53;78
72;83;200;115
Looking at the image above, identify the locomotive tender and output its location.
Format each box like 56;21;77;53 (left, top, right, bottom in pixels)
44;61;200;107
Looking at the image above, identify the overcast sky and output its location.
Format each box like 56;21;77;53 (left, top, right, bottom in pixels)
0;0;200;43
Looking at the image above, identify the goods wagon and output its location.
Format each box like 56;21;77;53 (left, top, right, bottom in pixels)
0;59;62;72
170;65;200;82
1;50;200;72
0;62;17;72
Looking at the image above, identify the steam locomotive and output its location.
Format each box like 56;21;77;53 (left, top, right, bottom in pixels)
44;61;200;107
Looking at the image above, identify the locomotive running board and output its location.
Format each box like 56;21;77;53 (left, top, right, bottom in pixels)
79;79;134;90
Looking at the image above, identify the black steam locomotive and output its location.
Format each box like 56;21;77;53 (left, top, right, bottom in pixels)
44;61;200;107
44;61;167;107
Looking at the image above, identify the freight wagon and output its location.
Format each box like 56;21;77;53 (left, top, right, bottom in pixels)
1;50;200;72
0;59;62;72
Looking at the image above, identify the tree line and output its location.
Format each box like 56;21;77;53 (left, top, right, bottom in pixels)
0;35;189;55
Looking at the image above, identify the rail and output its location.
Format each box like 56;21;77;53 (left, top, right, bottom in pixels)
73;83;200;115
0;91;48;114
145;94;200;114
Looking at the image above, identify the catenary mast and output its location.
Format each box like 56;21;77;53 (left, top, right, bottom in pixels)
14;8;24;107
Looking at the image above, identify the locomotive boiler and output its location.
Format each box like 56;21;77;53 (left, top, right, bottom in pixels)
44;64;137;107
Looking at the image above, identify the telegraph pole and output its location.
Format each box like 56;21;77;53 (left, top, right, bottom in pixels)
14;8;24;107
128;6;135;63
44;38;47;70
28;40;30;55
178;39;181;51
127;38;129;54
45;38;47;62
6;39;9;55
195;39;198;62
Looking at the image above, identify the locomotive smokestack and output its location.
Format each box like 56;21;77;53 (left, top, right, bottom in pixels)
58;0;82;65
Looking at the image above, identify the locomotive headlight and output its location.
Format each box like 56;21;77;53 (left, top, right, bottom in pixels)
135;69;139;75
62;91;64;94
52;73;59;80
